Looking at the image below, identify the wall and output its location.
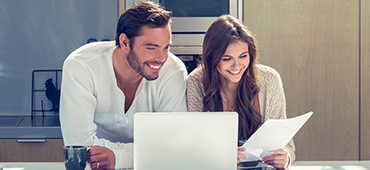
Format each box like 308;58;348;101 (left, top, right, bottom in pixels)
244;0;362;160
0;0;118;116
361;0;370;160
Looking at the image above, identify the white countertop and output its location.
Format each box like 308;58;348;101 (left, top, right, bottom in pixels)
0;162;65;170
0;163;131;170
2;161;370;170
0;163;94;170
291;161;370;170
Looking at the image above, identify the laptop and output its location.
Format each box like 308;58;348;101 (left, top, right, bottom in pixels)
134;112;238;170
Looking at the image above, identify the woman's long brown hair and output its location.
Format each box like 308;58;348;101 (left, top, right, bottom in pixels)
202;15;261;140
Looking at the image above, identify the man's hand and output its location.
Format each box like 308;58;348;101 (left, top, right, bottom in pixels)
261;148;290;169
87;146;115;170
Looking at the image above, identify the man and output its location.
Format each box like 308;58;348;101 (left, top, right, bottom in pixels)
60;2;187;169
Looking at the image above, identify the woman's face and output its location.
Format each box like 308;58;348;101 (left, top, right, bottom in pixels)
216;40;250;84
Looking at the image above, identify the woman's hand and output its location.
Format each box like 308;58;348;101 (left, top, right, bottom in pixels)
87;146;115;170
261;148;290;169
237;147;247;163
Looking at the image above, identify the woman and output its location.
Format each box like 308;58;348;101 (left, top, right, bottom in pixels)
186;15;295;169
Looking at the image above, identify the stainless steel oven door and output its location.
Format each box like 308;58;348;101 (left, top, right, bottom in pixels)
170;46;201;74
125;0;242;33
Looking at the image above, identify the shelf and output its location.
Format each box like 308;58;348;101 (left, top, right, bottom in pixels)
31;70;62;117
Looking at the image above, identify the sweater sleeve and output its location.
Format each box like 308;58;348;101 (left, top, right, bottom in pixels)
260;65;296;165
274;69;295;164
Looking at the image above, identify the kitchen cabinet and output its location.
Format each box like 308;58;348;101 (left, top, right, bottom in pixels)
0;139;64;162
0;116;63;162
244;0;362;160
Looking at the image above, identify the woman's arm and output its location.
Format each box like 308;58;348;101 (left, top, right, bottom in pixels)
186;68;204;112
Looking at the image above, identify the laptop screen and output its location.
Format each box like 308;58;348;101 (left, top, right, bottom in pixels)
134;112;238;170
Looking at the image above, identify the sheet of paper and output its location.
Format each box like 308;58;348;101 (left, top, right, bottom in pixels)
240;111;313;162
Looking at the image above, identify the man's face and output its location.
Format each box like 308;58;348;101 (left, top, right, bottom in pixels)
127;24;172;81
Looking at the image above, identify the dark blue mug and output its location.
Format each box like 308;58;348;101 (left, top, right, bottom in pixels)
64;145;88;170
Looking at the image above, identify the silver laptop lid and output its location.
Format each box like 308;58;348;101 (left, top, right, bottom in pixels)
134;112;238;170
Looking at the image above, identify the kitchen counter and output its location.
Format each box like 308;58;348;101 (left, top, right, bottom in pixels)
2;161;370;170
0;116;62;139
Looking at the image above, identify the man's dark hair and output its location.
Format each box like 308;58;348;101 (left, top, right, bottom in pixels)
115;1;172;48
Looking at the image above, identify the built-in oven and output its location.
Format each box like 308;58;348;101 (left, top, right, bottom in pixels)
125;0;243;73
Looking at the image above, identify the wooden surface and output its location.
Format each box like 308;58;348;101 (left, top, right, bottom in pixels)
119;0;125;15
244;0;360;160
0;140;64;162
360;0;370;160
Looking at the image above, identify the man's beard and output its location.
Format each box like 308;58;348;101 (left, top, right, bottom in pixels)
127;48;160;81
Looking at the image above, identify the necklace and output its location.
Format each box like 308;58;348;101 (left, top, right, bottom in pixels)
222;96;235;111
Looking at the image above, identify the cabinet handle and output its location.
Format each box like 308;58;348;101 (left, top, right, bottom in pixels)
17;139;46;143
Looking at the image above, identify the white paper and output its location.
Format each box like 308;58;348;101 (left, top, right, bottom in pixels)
240;111;313;162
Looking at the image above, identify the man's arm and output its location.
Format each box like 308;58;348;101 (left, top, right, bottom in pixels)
60;58;133;169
